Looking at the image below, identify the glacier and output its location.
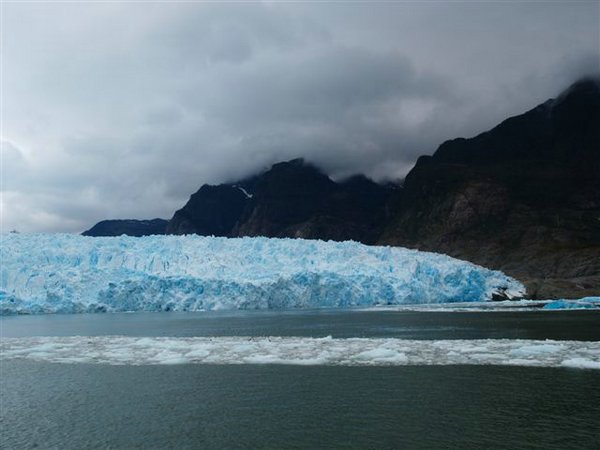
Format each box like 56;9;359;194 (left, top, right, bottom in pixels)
0;233;525;315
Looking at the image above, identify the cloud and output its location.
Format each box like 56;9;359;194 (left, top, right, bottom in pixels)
1;2;598;232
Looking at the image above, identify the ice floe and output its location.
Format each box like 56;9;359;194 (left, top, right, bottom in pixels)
1;336;598;369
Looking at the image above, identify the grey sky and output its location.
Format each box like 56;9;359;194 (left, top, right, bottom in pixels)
1;1;598;232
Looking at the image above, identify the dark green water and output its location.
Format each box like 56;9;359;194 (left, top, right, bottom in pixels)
2;308;600;340
2;362;599;449
1;309;599;449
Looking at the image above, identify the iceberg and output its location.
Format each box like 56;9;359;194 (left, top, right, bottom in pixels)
543;297;600;310
0;234;524;315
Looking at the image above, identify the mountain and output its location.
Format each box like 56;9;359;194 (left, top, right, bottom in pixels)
166;184;250;236
83;77;600;298
82;219;168;237
168;158;395;243
379;77;600;298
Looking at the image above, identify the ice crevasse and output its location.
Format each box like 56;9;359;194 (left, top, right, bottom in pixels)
0;234;525;315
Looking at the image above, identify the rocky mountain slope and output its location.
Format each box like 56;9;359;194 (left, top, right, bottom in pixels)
379;78;600;298
167;159;395;244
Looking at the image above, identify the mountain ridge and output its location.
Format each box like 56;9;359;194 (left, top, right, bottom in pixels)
82;218;168;237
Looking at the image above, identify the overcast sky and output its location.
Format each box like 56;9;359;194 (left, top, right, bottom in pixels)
1;1;598;233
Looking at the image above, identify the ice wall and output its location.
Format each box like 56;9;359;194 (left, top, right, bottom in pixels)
0;234;525;315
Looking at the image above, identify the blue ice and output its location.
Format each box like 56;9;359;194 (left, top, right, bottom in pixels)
543;298;600;310
0;234;525;315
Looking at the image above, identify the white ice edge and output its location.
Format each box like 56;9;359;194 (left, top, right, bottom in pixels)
1;337;599;369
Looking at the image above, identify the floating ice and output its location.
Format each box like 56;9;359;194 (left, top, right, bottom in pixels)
0;233;524;315
543;298;600;310
560;358;600;370
1;336;598;368
358;300;550;312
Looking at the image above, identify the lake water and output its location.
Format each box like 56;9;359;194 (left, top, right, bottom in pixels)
1;308;599;449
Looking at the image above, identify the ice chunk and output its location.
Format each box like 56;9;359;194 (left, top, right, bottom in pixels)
543;298;600;310
0;233;525;315
561;358;600;370
509;344;565;358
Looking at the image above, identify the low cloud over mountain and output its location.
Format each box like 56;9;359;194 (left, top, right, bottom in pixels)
2;2;598;232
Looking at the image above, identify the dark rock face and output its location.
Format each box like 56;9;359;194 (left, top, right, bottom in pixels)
379;77;600;298
166;184;249;236
232;159;337;238
82;219;168;237
168;158;395;243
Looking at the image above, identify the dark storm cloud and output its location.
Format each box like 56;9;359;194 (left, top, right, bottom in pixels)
1;2;598;232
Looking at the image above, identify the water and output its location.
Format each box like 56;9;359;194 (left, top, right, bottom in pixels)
3;308;600;340
1;309;599;449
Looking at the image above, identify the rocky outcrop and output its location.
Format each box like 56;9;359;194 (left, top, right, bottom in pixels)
82;219;168;237
166;184;250;236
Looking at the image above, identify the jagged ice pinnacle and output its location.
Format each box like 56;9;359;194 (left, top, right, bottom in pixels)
0;234;524;315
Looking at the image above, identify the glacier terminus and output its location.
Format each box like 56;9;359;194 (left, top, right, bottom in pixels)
0;234;525;315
